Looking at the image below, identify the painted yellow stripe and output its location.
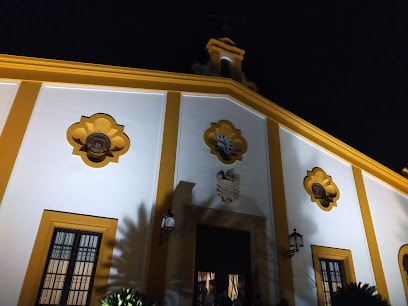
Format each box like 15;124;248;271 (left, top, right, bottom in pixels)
268;119;295;305
0;81;41;204
352;165;389;301
146;91;180;303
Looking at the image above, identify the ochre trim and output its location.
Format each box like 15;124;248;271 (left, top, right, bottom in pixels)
311;245;356;306
0;54;405;195
146;91;180;303
0;80;41;204
352;166;389;301
303;167;340;211
206;37;244;81
18;210;118;306
267;119;295;305
66;113;130;168
398;244;408;303
203;119;247;164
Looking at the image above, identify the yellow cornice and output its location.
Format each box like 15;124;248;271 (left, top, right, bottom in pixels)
0;54;406;195
206;37;246;59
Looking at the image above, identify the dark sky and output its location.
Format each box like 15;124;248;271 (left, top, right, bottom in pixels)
1;2;407;175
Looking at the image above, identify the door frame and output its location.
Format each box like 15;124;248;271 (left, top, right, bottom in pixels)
164;204;269;306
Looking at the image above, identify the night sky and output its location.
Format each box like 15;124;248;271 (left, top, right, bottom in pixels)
1;2;407;175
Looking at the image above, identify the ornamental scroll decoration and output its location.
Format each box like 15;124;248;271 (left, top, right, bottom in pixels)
204;120;247;164
66;113;130;168
303;167;340;211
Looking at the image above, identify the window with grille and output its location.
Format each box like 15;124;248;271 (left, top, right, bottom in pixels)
312;246;356;306
319;258;345;306
36;228;102;306
398;245;408;302
403;254;408;282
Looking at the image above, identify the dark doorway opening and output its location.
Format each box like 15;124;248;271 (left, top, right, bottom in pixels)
194;224;252;306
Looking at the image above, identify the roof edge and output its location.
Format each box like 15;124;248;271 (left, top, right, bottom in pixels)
1;54;406;194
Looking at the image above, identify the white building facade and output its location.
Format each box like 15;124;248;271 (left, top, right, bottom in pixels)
0;38;407;306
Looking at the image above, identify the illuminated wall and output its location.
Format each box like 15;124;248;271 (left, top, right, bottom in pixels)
0;80;19;135
280;127;375;305
175;93;277;302
0;82;166;305
363;173;408;306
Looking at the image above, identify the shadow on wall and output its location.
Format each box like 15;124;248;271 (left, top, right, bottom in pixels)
163;180;272;306
163;182;214;306
95;204;152;295
280;134;320;305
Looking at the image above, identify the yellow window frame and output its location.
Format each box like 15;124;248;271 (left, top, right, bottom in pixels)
18;210;117;306
311;245;356;306
398;244;408;303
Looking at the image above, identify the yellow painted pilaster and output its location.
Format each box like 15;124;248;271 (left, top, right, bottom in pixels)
268;119;295;305
146;91;181;303
352;166;389;301
0;81;41;204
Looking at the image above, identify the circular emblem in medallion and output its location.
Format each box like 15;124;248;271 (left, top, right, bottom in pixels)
311;183;326;199
86;133;111;154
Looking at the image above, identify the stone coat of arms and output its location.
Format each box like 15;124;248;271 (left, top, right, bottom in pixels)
216;169;240;204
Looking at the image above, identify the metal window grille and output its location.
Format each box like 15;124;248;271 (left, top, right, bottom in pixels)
319;259;345;306
36;228;102;306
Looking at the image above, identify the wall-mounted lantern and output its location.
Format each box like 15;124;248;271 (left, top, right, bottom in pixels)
161;210;176;232
159;210;175;245
285;228;304;258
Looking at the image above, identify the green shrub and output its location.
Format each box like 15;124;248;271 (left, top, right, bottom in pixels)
99;287;157;306
331;282;390;306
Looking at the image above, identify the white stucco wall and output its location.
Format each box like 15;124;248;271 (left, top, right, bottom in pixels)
0;83;166;305
280;127;375;306
2;79;404;306
0;80;20;136
176;93;278;302
176;94;271;216
363;172;408;306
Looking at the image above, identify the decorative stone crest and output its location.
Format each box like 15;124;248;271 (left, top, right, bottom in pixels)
66;113;130;168
303;167;339;211
204;120;247;164
216;169;240;204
